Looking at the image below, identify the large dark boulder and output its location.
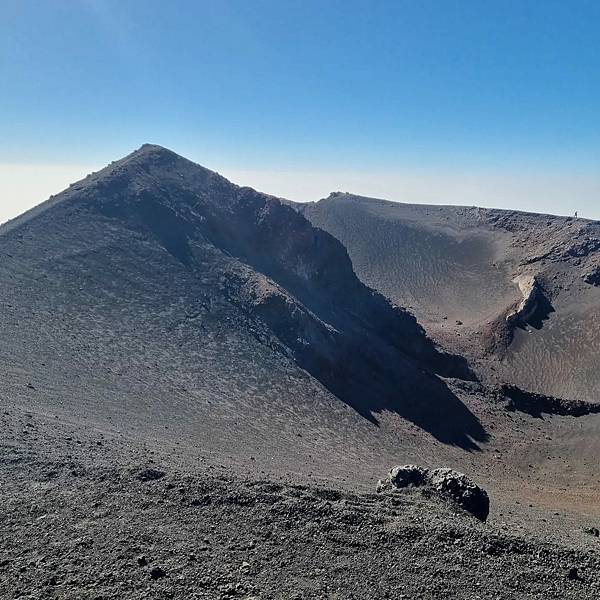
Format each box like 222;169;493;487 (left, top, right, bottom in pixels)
389;464;429;488
427;468;489;522
377;464;490;522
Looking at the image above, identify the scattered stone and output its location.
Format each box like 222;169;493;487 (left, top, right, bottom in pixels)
567;567;580;581
150;566;166;580
191;495;212;506
4;453;600;598
585;527;600;537
137;468;165;482
376;478;392;493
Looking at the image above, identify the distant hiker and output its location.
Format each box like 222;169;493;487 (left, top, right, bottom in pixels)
575;211;578;218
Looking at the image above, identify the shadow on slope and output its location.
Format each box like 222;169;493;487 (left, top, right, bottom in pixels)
516;294;555;331
502;385;600;419
311;354;488;450
232;266;487;449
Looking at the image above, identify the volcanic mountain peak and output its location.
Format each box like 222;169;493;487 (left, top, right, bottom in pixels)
0;145;482;448
90;142;214;180
2;144;229;233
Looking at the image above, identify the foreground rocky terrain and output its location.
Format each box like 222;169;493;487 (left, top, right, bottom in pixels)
2;408;600;600
2;144;600;598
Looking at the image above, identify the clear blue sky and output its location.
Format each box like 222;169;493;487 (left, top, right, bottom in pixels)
1;0;599;220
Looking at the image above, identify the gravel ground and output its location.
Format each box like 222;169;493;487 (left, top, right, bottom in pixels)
2;419;600;600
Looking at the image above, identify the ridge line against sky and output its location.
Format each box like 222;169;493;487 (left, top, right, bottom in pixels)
1;1;599;221
1;157;599;225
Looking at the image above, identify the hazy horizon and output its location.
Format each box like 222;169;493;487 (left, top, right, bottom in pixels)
2;1;599;222
1;148;599;225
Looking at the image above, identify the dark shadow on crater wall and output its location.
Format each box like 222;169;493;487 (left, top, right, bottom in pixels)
297;343;489;451
517;294;555;331
96;194;195;268
503;384;600;419
91;179;489;452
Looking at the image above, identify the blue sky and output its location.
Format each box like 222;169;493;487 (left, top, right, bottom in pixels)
1;0;599;221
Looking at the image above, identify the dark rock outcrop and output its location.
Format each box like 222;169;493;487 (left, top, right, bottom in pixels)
583;266;600;286
427;468;490;522
505;275;554;330
501;385;600;418
389;464;429;488
377;464;490;521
